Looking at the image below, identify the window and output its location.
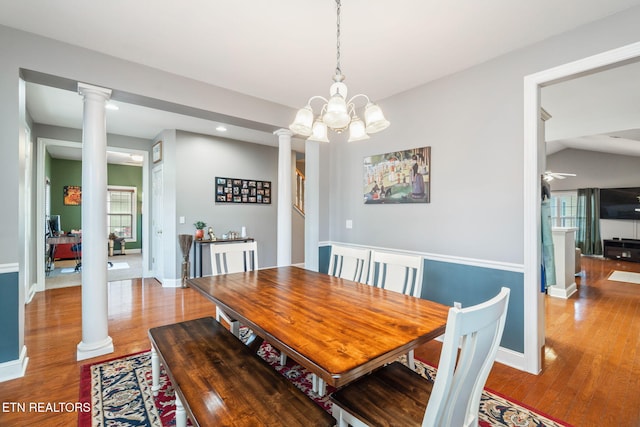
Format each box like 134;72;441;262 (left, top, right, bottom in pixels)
107;186;137;241
550;191;578;228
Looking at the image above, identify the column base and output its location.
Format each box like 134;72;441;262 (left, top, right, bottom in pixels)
77;336;114;361
0;345;28;382
547;282;577;299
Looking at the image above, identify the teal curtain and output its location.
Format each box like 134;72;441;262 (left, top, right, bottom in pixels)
576;188;602;255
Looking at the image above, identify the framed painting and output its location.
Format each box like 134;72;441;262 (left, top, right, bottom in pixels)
152;140;162;163
63;185;82;206
363;146;431;204
215;177;271;204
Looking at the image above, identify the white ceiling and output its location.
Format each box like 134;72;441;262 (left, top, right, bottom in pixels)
2;0;640;159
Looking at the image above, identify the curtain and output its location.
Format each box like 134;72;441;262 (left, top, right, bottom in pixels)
576;188;603;255
541;199;556;289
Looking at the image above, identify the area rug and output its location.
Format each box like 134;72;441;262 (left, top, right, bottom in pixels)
608;270;640;284
79;344;572;427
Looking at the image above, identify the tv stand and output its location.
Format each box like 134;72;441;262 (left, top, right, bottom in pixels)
603;239;640;263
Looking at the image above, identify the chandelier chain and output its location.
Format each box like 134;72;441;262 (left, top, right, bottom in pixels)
335;0;341;76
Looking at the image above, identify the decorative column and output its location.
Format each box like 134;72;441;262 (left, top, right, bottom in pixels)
304;139;320;271
76;83;114;361
274;129;293;266
549;227;578;299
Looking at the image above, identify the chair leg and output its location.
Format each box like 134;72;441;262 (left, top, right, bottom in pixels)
279;352;287;366
175;393;187;427
407;349;415;370
151;346;160;396
312;374;327;396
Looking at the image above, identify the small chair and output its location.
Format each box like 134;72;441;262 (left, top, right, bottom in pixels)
71;243;82;271
330;287;510;427
368;250;424;368
209;241;258;337
328;244;371;283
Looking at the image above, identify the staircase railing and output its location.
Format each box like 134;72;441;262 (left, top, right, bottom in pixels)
295;169;305;215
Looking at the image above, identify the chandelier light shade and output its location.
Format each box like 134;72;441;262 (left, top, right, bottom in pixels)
289;0;389;142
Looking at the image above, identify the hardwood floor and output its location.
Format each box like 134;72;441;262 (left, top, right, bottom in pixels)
0;257;638;426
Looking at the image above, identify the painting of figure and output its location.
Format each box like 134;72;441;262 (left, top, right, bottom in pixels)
363;147;430;204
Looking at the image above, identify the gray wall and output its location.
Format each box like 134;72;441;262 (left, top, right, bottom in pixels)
174;131;279;270
324;7;640;265
548;148;640;240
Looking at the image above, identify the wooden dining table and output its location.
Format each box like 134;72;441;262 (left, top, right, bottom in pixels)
187;266;450;391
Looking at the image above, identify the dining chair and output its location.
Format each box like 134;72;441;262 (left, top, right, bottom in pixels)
209;241;258;337
368;250;424;369
330;287;510;427
327;244;371;283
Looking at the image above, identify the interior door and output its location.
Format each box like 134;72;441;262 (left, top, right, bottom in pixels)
151;165;164;282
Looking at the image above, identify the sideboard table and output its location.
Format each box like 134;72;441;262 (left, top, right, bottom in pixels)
193;238;255;277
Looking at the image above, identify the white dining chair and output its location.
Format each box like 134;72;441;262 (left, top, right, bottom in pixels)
209;241;258;337
368;250;424;369
327;244;371;284
330;287;510;427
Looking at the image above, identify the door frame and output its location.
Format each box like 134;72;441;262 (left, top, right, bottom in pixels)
523;41;640;374
35;138;150;291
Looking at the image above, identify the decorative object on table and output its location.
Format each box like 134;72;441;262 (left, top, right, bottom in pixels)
363;146;431;204
193;221;206;240
215;176;271;204
288;0;390;143
241;226;247;238
178;234;193;288
63;185;82;205
207;227;216;241
152;140;162;163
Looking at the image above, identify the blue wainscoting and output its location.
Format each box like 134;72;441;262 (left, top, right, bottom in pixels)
0;270;19;363
319;245;524;353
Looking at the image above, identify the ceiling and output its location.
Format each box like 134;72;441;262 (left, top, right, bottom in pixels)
2;0;640;160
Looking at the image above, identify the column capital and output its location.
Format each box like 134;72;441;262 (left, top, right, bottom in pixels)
78;82;112;100
273;128;293;138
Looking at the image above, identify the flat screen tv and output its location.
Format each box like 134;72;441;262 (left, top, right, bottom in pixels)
599;187;640;220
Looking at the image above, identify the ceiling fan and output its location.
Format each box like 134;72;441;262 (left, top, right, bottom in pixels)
543;171;576;181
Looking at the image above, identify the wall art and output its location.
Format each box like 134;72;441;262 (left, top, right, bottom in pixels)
63;185;82;206
215;177;271;204
363;146;431;204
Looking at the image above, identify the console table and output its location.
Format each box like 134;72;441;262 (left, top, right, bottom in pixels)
193;238;255;277
603;239;640;263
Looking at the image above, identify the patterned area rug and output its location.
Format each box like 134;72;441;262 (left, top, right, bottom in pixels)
79;344;572;427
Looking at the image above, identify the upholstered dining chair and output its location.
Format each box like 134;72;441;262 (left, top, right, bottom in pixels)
330;287;510;427
327;244;371;283
209;241;258;337
368;250;424;369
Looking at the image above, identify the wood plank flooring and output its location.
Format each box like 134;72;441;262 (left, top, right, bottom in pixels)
0;256;638;426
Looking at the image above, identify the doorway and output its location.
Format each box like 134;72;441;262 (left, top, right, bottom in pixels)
523;41;640;374
35;138;149;292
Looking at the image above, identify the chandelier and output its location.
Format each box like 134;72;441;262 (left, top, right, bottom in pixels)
289;0;390;142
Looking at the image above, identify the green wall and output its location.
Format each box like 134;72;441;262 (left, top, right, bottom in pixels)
49;158;143;249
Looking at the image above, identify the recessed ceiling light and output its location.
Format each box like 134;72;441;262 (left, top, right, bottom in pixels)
216;126;227;132
106;102;119;111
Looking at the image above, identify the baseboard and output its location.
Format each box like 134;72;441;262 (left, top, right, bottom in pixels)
0;346;29;383
161;278;181;288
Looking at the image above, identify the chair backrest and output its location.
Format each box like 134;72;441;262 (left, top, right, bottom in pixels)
422;287;510;427
327;245;371;283
368;250;424;298
209;241;258;276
